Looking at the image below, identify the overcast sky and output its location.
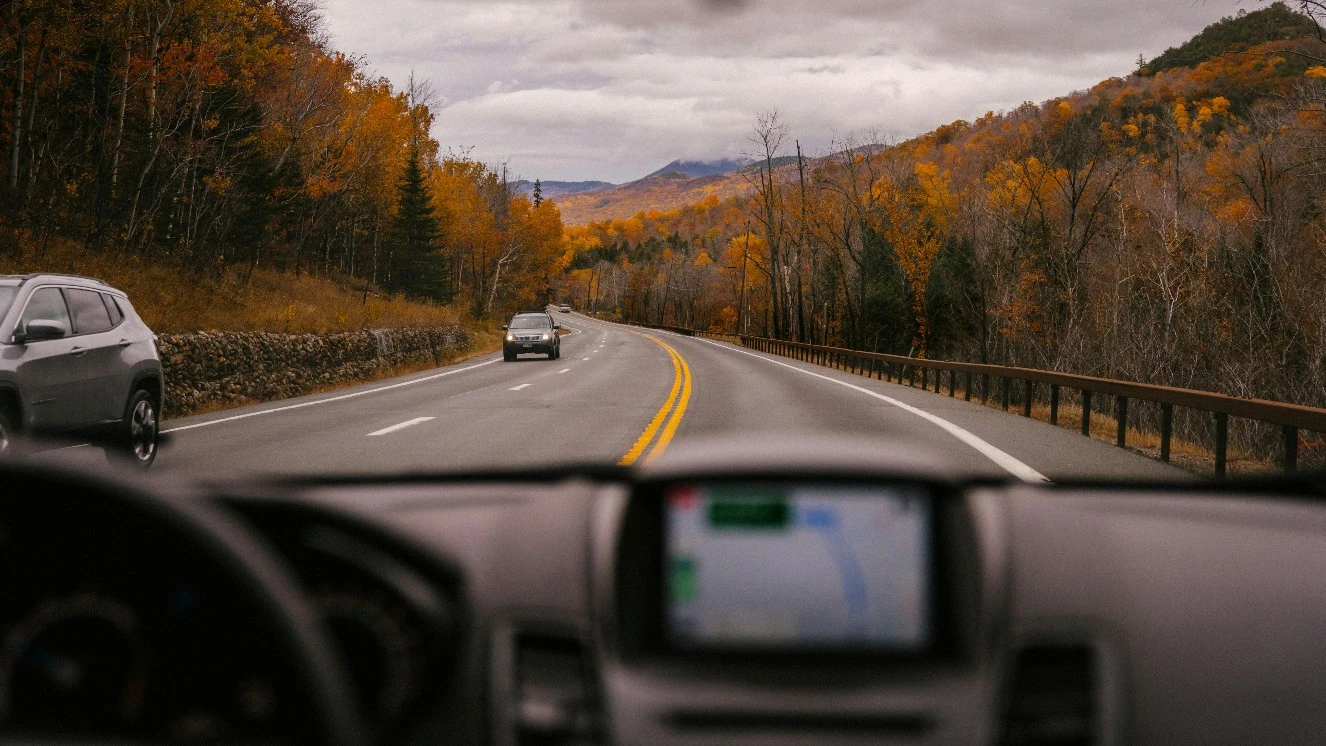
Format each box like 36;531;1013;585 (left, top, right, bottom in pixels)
320;0;1242;183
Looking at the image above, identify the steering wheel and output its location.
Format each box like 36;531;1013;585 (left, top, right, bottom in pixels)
0;461;369;745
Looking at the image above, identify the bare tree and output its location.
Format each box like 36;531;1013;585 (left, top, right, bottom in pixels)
744;110;791;337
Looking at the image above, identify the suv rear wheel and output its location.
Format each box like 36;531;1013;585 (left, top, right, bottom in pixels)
117;389;159;468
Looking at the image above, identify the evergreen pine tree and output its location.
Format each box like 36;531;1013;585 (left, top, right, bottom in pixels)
388;145;448;300
533;179;543;208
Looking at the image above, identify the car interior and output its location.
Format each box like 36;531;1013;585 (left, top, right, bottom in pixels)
2;435;1322;745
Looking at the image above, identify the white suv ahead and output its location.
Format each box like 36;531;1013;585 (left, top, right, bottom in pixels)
0;274;163;467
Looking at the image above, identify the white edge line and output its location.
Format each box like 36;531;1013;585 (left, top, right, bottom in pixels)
509;383;532;391
558;368;571;373
163;358;501;433
367;416;434;437
691;337;1049;483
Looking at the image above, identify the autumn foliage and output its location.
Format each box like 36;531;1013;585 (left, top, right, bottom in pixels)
0;0;562;322
559;3;1326;432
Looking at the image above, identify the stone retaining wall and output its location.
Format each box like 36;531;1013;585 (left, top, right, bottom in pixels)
157;326;471;416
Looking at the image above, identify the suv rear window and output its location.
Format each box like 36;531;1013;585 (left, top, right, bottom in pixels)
65;288;115;334
102;294;124;325
20;287;72;333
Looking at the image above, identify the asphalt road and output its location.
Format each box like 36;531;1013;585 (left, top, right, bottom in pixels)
42;312;1190;482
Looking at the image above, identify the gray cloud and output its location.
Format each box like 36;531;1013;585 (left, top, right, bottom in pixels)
320;0;1241;183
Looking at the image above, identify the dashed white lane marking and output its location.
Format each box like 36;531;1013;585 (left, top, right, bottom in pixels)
367;417;434;437
164;358;501;433
509;383;533;391
686;337;1049;483
583;357;591;361
558;368;571;373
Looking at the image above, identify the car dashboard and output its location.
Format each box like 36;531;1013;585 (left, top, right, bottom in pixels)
1;438;1324;745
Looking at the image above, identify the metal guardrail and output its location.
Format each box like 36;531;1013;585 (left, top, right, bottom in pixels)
583;313;1325;476
738;335;1325;477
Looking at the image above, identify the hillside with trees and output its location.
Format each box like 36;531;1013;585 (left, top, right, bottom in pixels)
0;0;563;325
554;161;801;225
559;2;1326;433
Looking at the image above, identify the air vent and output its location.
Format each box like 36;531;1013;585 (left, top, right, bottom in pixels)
509;632;604;746
1000;644;1097;746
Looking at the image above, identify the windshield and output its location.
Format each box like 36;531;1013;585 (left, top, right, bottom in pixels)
6;1;1324;482
509;317;551;329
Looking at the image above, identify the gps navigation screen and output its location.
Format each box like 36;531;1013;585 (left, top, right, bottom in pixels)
664;484;932;651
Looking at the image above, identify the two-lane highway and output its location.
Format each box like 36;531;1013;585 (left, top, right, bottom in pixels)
149;318;686;477
40;311;1191;481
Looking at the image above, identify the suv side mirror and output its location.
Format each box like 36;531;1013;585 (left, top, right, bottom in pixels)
554;324;562;330
501;324;508;331
21;319;68;342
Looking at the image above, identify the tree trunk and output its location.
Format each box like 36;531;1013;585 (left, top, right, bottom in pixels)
110;2;136;189
9;12;29;192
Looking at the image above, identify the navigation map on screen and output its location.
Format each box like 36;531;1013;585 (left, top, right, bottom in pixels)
665;484;932;650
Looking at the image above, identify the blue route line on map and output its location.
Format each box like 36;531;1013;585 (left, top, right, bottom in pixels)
800;505;868;624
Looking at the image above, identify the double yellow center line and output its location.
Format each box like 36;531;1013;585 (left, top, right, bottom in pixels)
619;333;693;465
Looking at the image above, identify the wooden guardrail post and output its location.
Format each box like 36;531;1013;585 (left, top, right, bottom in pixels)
1023;380;1033;417
1116;397;1128;447
1214;412;1229;478
1002;377;1011;411
1160;404;1173;462
964;372;972;401
1081;390;1092;435
1050;384;1060;425
982;374;990;403
1283;426;1298;474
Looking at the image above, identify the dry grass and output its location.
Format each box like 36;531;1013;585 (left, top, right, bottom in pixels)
1;239;461;333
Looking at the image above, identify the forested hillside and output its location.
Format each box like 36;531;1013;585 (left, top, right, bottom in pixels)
560;2;1326;416
555;161;798;225
0;0;562;322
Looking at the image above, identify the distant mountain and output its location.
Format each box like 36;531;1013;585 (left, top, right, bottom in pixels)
644;158;753;179
514;179;615;200
557;158;809;225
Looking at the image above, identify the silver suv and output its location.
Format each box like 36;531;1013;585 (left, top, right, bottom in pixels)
0;274;163;467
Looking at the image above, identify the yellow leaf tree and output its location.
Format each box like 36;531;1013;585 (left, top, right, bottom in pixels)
872;162;957;356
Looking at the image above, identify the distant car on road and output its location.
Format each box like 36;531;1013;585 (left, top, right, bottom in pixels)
558;303;571;313
503;312;562;361
0;274;163;467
